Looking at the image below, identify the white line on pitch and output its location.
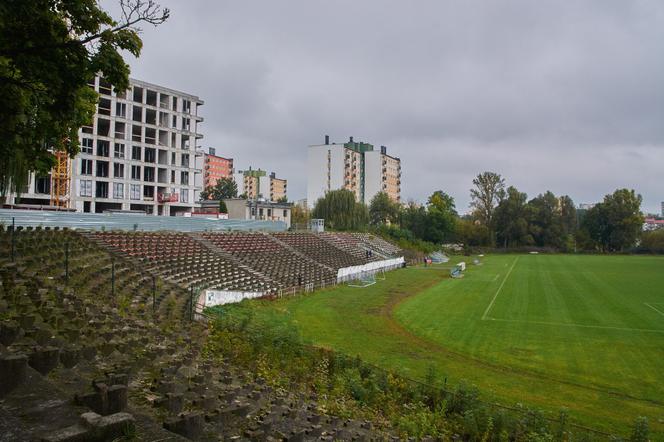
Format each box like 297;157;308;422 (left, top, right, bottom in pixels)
492;274;500;282
482;257;519;320
644;303;664;318
485;317;664;334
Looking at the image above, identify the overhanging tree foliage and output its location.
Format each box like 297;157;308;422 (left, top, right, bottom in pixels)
0;0;169;195
311;189;369;231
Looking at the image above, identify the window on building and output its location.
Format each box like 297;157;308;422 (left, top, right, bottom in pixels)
172;97;177;111
95;181;109;198
35;176;50;194
98;77;112;95
131;145;141;161
172;115;177;127
96;140;109;157
81;138;93;154
132;125;142;142
113;182;124;199
182;117;190;131
114;143;125;159
144;147;156;163
180;171;189;185
132;86;143;103
143;185;154;199
80;180;92;197
96;160;109;177
97;97;111;116
171;170;175;183
131;165;141;180
114;122;126;139
96;118;110;137
146;89;157;106
144;166;155;182
181;153;190;168
144;128;156;145
283;209;288;217
130;184;141;200
180;190;188;203
183;99;191;114
113;163;124;179
81;159;92;175
132;105;142;122
115;102;126;118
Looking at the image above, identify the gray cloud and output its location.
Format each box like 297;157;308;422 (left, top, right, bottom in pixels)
110;0;664;213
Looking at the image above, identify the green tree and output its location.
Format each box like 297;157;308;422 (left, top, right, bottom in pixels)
401;201;428;240
470;172;506;245
200;177;238;200
311;189;369;231
277;195;288;203
494;186;531;248
579;189;644;252
291;204;310;229
528;191;564;248
455;218;491;247
424;190;457;243
218;199;228;214
579;203;609;251
369;191;399;225
603;189;644;251
0;0;169;195
640;229;664;253
559;195;577;235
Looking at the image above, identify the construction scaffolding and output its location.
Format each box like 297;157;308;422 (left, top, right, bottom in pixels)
50;150;71;208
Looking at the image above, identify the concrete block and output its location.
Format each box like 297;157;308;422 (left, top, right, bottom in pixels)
0;353;28;397
28;346;60;375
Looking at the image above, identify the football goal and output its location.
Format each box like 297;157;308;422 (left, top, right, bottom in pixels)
348;271;378;288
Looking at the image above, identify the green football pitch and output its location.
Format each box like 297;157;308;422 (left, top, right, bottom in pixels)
240;254;664;435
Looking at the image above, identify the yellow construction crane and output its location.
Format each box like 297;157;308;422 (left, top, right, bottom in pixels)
50;150;71;209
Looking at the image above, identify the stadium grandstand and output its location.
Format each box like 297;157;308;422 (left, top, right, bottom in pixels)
1;208;405;309
0;214;396;439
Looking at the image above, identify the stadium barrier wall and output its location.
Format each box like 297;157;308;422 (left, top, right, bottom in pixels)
336;257;405;283
203;289;267;307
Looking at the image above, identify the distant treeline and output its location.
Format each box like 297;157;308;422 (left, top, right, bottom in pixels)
303;172;651;254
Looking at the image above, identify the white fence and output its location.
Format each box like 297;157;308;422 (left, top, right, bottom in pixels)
336;257;405;283
203;289;267;307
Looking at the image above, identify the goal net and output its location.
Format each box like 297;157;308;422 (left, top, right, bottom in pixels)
348;271;378;288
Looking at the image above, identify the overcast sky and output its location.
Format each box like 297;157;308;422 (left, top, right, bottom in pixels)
111;0;664;214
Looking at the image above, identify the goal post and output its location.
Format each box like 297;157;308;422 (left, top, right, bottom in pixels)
348;271;378;288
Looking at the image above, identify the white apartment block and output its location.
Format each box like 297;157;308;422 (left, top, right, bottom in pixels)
307;136;401;208
6;76;204;216
234;168;287;202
